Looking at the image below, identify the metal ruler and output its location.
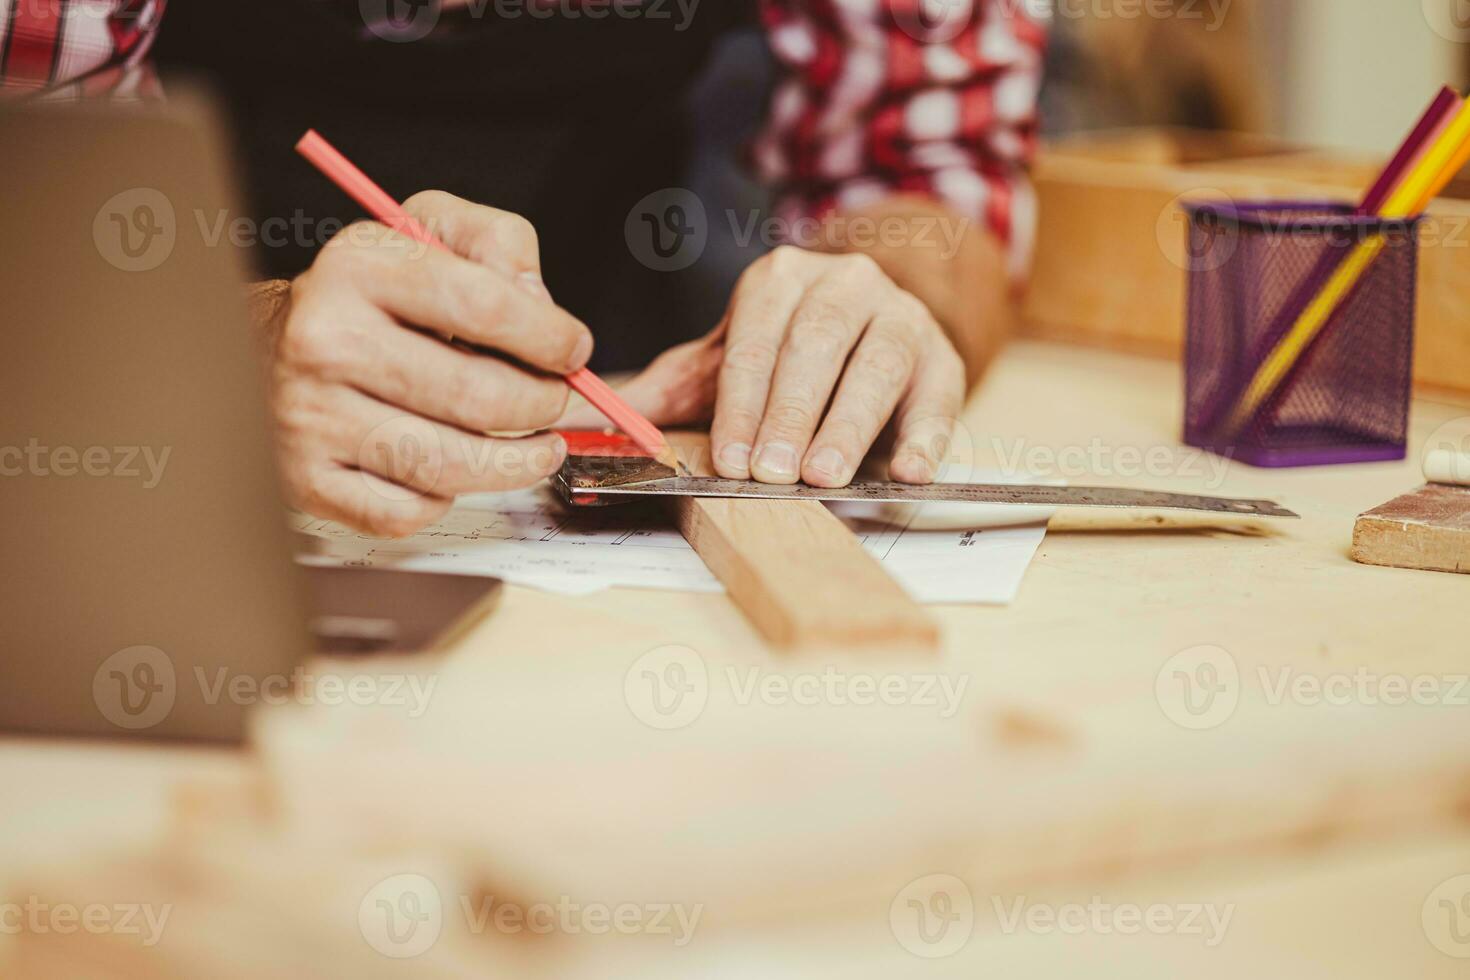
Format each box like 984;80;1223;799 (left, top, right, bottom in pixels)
555;456;1299;519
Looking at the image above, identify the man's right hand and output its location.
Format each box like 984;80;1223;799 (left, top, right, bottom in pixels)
265;191;590;537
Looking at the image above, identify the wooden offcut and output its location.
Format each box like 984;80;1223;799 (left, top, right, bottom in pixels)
667;434;939;652
1351;483;1470;575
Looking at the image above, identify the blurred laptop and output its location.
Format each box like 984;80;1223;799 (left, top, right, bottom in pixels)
0;96;497;743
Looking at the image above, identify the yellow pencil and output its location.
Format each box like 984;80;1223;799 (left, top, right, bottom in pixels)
1224;99;1470;434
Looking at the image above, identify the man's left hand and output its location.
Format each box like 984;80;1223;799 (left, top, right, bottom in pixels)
563;245;966;486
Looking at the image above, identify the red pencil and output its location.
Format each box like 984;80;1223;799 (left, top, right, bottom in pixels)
295;129;686;475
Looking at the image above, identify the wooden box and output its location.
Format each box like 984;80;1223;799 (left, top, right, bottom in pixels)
1024;128;1470;396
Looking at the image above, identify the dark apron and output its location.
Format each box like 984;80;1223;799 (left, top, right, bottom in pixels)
154;1;753;371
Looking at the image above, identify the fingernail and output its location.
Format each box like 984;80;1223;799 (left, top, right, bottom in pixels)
718;442;751;476
751;441;798;481
894;452;934;483
518;271;550;297
805;448;846;482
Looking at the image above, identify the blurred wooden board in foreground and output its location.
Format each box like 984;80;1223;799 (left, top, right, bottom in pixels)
1352;483;1470;575
1025;127;1470;396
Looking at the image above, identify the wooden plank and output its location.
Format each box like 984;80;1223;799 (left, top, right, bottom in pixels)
1351;483;1470;575
666;434;938;652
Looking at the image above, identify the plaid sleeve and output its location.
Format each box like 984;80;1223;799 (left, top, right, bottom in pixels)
0;0;166;101
754;0;1050;278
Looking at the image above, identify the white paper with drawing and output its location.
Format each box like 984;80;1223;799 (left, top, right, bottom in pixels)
293;472;1049;604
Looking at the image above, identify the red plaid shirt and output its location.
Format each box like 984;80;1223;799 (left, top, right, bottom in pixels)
1;0;1047;270
756;1;1048;277
0;0;165;100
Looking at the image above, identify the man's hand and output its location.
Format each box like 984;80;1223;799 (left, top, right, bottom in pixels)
708;247;965;486
563;245;966;487
265;191;590;537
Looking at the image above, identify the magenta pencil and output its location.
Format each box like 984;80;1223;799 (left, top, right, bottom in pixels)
1359;86;1460;214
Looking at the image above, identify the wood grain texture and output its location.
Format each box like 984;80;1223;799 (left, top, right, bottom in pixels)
667;433;939;652
1351;483;1470;575
7;344;1470;979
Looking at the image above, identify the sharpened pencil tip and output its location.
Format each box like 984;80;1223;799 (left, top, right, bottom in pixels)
653;445;687;477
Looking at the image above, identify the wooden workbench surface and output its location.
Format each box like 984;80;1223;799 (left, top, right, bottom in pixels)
482;339;1470;667
3;340;1468;977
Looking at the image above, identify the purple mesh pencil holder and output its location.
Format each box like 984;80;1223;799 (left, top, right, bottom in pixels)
1182;200;1421;467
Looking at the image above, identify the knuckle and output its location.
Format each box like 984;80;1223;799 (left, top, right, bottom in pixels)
552;323;590;371
839;251;881;277
855;333;917;388
789;307;852;352
819;252;883;289
721;339;779;377
738;247;807;299
750;268;801;300
494;212;540;256
715;405;763;437
404;189;454;213
403;190;462;249
764;394;817;431
277;312;318;366
337;220;388;253
273;385;319;437
844;382;894;428
767;244;806;273
312;235;358;275
318;227;393;280
279;304;345;374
